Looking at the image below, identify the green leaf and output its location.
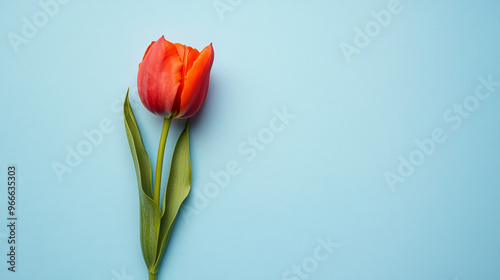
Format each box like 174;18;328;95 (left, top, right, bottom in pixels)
152;119;192;273
123;89;161;271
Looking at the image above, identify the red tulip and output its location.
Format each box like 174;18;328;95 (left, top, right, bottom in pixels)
137;36;214;119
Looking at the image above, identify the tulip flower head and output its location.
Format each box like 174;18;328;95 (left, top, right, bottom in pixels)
137;36;214;119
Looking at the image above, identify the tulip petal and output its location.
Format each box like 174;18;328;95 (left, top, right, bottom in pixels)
185;48;200;72
171;44;201;116
178;43;214;118
138;36;183;117
141;41;156;62
174;44;200;74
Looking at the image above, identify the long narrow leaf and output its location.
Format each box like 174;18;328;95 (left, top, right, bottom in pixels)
123;89;161;271
153;120;191;272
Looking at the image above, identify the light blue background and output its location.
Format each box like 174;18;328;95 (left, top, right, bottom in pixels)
1;0;499;279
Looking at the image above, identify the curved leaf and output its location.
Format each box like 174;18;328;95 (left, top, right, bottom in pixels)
123;89;161;271
152;120;192;273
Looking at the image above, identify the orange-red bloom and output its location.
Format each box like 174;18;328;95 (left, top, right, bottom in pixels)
137;36;214;118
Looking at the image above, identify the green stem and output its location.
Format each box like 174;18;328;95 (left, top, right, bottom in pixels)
153;118;172;204
149;273;157;280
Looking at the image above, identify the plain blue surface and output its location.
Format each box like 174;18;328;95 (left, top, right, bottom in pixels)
1;0;500;279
